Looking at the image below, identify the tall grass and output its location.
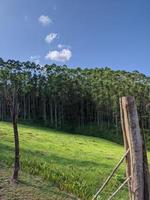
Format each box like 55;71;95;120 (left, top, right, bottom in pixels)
0;121;130;199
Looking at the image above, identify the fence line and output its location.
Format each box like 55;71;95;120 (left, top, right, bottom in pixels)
92;96;150;200
107;176;131;200
92;149;129;200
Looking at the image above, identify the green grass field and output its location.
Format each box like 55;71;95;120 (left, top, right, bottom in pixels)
0;122;131;199
0;164;76;200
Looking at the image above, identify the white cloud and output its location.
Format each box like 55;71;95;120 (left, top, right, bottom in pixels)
57;44;65;49
38;15;52;26
45;33;57;43
30;55;40;64
45;49;72;62
57;44;71;49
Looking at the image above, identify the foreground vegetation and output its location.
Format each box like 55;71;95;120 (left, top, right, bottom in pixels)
0;163;75;200
0;121;129;200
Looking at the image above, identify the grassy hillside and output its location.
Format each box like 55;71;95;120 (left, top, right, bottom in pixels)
0;163;76;200
0;122;129;199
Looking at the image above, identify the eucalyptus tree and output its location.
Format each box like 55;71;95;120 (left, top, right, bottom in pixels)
0;59;30;181
0;57;149;139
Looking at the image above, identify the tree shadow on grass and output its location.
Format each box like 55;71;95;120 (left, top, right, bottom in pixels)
0;142;120;199
0;143;112;169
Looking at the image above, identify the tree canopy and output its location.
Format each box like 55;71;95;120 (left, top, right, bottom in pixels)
0;58;149;131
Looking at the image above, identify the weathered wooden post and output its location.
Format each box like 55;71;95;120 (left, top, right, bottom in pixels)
120;96;150;200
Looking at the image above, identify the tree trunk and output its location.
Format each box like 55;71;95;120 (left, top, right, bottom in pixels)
11;89;20;182
80;99;84;127
54;102;57;129
32;96;36;120
3;97;6;120
115;114;118;137
23;95;26;120
61;103;64;127
28;95;31;120
12;114;20;182
50;99;53;126
43;96;47;123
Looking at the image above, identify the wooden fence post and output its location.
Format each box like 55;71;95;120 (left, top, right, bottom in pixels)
120;96;150;200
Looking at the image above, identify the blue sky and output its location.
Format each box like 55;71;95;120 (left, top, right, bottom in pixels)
0;0;150;75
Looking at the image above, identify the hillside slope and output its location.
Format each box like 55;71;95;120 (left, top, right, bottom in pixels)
0;122;128;199
0;164;76;200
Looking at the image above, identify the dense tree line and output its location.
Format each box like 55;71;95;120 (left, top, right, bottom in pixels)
0;58;150;131
0;57;150;181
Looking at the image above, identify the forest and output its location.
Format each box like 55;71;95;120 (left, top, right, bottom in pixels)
0;58;150;199
0;58;150;132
